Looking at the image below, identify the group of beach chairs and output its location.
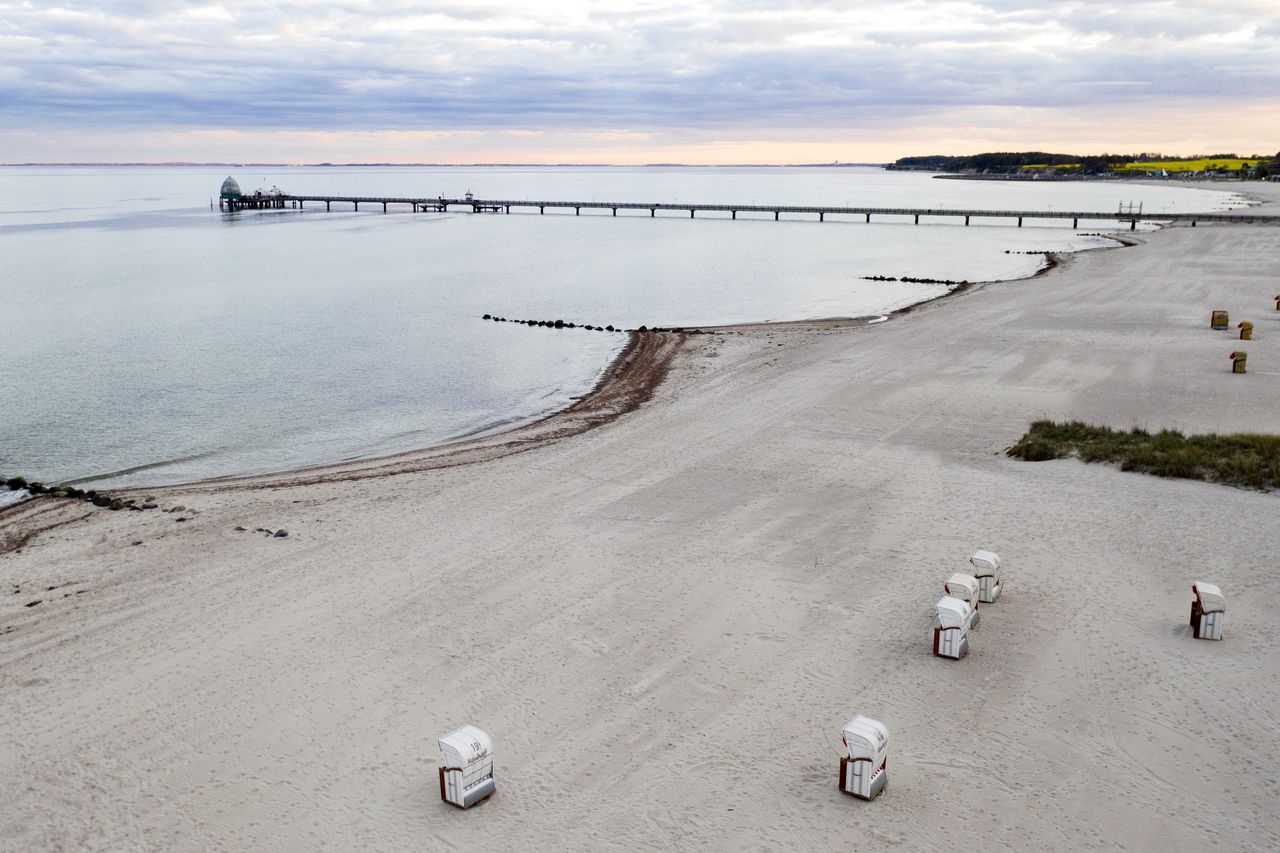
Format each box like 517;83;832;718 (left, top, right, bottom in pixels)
930;548;1003;661
434;553;1226;810
1217;295;1280;373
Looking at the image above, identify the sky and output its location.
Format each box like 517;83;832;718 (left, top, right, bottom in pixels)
1;0;1278;164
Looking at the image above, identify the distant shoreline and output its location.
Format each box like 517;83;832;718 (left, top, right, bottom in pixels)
1;162;889;169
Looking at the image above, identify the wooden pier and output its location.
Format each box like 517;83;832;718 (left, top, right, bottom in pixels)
221;191;1277;230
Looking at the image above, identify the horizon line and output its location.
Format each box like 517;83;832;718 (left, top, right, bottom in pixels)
0;161;889;169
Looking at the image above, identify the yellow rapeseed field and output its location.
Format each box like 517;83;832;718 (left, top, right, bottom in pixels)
1116;158;1259;172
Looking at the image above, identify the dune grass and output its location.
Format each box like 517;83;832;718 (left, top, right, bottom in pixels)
1007;420;1280;491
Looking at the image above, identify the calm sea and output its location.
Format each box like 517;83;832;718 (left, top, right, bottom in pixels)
0;166;1245;489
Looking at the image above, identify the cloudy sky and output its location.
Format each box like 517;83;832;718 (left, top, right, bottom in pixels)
2;0;1278;163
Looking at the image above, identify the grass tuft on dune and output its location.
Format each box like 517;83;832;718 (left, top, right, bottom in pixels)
1008;420;1280;491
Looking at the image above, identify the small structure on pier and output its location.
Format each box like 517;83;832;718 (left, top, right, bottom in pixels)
220;176;242;202
219;176;291;211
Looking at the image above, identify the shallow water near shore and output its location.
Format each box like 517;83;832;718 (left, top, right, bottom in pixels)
0;166;1245;488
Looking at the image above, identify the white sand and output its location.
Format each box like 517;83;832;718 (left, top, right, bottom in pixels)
2;210;1279;850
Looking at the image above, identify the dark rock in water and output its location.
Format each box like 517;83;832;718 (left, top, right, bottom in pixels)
141;503;158;510
92;495;110;507
234;525;248;531
273;529;289;538
28;482;46;495
527;320;537;326
170;505;186;513
5;476;26;490
554;319;564;328
637;325;647;332
605;325;615;332
50;489;68;498
109;499;124;510
66;488;84;499
483;313;491;320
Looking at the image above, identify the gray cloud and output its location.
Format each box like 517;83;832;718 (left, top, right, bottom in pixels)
1;0;1277;134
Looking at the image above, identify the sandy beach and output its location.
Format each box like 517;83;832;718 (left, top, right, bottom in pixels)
2;197;1279;850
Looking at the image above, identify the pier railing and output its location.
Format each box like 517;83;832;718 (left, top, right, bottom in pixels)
222;193;1277;229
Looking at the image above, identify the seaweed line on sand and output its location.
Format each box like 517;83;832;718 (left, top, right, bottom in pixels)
0;236;1133;551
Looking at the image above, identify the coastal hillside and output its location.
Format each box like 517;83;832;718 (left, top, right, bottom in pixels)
890;151;1278;178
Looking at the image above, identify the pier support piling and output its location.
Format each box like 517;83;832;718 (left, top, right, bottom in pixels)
914;214;919;225
1017;217;1022;227
964;216;969;226
865;213;871;223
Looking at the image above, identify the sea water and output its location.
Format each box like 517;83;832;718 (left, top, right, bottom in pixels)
0;166;1245;487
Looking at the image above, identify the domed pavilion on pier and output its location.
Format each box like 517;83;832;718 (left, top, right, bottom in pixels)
219;176;242;201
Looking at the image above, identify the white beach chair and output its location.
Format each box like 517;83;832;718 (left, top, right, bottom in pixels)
1190;582;1225;641
944;572;981;629
969;549;1003;603
438;725;495;809
933;596;971;660
840;715;889;800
